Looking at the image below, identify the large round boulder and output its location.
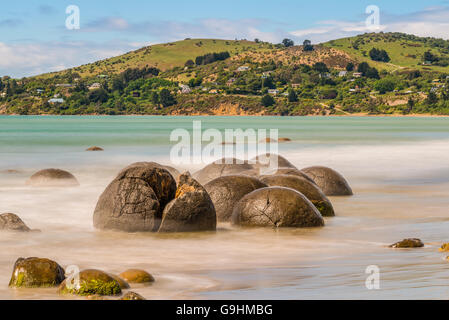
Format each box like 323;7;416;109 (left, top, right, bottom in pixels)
251;153;296;171
0;213;32;232
93;162;177;232
126;161;180;181
58;269;122;296
204;175;267;222
193;158;255;185
259;175;335;217
9;257;65;288
231;187;324;228
301;166;353;196
158;172;216;233
261;167;315;184
26;169;79;187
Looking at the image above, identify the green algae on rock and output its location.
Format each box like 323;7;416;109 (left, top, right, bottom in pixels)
389;238;424;248
9;257;65;288
58;269;122;296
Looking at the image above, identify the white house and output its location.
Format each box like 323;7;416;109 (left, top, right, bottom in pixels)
237;66;250;72
89;83;102;90
48;98;64;104
179;84;191;94
268;89;279;95
338;71;348;77
353;72;363;78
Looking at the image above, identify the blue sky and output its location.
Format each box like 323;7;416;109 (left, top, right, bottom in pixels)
1;0;449;77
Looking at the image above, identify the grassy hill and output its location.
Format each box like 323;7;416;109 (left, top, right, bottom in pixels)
324;32;449;73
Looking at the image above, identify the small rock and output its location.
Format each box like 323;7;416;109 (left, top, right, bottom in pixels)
121;291;146;300
0;213;32;232
86;146;104;151
26;169;79;187
278;138;291;142
9;257;65;288
439;243;449;252
58;269;122;296
119;269;154;284
389;238;424;248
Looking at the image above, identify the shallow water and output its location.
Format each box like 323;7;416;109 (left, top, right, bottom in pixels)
1;116;449;300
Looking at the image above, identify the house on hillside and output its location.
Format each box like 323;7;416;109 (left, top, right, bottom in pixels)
268;89;279;96
353;72;363;78
319;73;331;79
56;84;74;88
132;92;141;98
179;84;191;94
89;83;102;90
226;78;236;87
338;71;348;77
48;98;64;104
237;66;250;72
292;83;301;88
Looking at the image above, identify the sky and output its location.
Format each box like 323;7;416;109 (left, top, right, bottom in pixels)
2;0;449;78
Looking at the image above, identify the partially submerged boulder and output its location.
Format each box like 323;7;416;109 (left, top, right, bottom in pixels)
26;169;79;187
86;146;104;151
58;269;122;296
126;162;180;181
193;158;254;185
158;172;216;232
119;269;155;284
93;162;177;232
204;175;267;222
121;291;146;300
389;238;424;248
109;274;130;289
9;257;65;288
301;166;353;196
262;167;315;184
439;243;449;252
231;187;324;228
0;213;32;232
259;175;335;217
251;153;296;170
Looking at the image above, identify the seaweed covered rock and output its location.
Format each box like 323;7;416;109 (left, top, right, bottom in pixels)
119;269;155;284
109;274;130;289
231;187;324;228
193;158;255;185
158;172;216;232
389;238;424;248
260;175;335;217
121;291;146;300
204;175;267;222
93;162;177;232
9;257;65;288
301;166;353;196
251;153;296;172
58;269;122;296
26;169;79;187
0;213;32;232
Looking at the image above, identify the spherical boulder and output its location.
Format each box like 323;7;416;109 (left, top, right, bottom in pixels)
119;269;155;284
93;162;177;232
301;166;353;196
204;175;267;222
126;162;180;181
251;153;296;171
389;238;424;248
121;291;146;300
231;187;324;228
58;269;122;296
158;172;216;232
193;158;255;185
9;257;65;288
0;213;32;232
259;175;335;217
26;169;79;187
262;167;315;184
109;274;130;289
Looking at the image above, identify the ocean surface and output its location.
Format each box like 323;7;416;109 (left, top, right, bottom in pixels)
1;115;449;300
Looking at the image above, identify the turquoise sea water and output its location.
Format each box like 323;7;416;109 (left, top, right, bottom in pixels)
1;116;449;300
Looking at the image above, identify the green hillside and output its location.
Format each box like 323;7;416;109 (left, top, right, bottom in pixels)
324;32;449;73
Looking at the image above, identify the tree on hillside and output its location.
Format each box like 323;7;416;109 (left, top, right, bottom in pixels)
112;77;125;93
346;62;355;71
426;91;438;105
374;78;396;94
313;62;329;73
88;88;109;103
282;38;294;47
303;40;314;51
288;89;298;102
184;59;195;68
423;50;438;63
159;89;176;107
261;94;275;107
369;48;391;62
150;91;159;105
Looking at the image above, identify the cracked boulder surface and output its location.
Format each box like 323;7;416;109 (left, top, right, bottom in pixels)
125;161;181;181
9;257;65;288
0;213;32;232
231;187;325;228
204;175;268;222
193;158;255;185
259;175;335;217
301;166;353;196
158;172;216;232
93;162;177;232
26;169;79;187
251;153;297;172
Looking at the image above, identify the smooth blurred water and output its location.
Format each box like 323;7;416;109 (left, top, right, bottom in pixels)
1;115;449;300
